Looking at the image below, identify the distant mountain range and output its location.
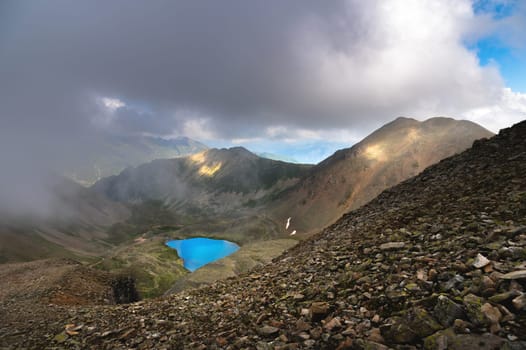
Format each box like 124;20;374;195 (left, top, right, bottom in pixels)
65;135;208;186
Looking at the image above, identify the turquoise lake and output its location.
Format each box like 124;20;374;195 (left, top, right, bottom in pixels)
166;238;240;272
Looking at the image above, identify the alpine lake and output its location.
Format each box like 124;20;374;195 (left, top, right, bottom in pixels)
166;237;240;272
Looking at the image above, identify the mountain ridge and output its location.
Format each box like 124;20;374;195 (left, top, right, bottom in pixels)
269;116;494;235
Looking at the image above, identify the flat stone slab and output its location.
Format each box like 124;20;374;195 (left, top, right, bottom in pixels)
499;270;526;280
380;242;405;251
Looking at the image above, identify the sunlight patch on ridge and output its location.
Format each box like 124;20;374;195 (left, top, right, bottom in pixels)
198;162;222;176
406;128;421;142
189;152;207;164
364;144;387;162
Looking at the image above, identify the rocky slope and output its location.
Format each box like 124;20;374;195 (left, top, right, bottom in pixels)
270;117;493;234
0;258;132;347
2;120;524;349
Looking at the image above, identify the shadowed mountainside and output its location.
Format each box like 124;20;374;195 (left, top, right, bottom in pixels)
270;117;494;234
93;146;313;219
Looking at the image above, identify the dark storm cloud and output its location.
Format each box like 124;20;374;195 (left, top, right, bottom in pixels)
2;0;514;139
0;0;399;135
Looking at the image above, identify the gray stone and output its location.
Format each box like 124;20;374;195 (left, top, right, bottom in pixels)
433;295;465;327
463;294;488;327
256;341;272;350
501;341;526;350
258;326;279;337
488;290;521;304
303;339;316;347
473;253;491;268
309;301;330;322
380;316;416;344
442;275;465;292
380;307;443;344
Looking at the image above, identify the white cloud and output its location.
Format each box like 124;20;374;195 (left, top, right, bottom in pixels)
292;1;502;118
181;117;216;141
460;88;526;132
100;97;125;112
266;126;288;138
91;96;126;128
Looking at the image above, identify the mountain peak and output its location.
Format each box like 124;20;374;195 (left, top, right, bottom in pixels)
224;146;255;156
393;116;417;122
270;116;494;233
201;146;258;163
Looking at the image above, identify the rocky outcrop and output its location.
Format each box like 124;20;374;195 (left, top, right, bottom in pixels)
111;276;140;304
1;120;525;349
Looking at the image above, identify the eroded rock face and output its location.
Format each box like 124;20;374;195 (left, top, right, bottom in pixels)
2;121;526;349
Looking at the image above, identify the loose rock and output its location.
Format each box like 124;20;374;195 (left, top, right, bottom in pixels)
473;253;491;268
379;242;405;251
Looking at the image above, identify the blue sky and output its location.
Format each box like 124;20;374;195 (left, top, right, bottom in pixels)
477;39;526;92
473;0;526;93
207;139;351;164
